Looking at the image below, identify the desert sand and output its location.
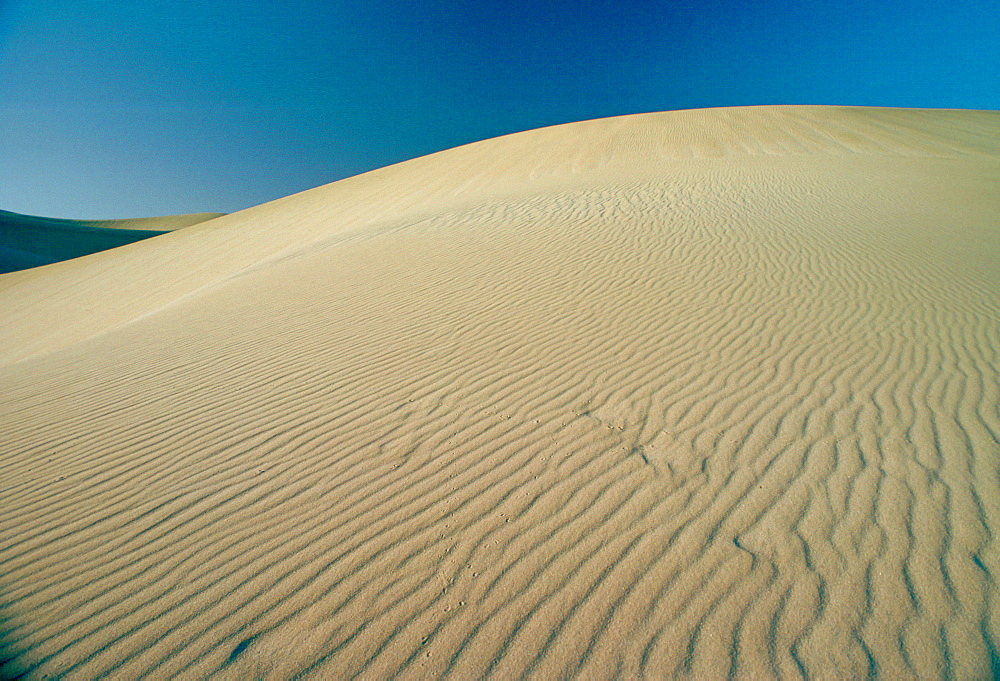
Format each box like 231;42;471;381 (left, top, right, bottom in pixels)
0;105;998;678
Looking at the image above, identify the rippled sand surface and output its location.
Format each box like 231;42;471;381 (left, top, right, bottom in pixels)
1;106;998;678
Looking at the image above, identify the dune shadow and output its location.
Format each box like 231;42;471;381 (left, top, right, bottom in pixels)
0;606;32;680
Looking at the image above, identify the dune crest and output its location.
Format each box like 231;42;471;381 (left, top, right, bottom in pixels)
1;106;998;678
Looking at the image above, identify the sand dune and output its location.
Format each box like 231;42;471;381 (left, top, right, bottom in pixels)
0;210;224;274
0;106;998;678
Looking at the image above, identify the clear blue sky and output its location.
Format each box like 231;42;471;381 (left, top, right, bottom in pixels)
1;0;997;219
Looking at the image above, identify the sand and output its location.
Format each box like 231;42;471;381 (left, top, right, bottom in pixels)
0;105;998;678
0;210;224;274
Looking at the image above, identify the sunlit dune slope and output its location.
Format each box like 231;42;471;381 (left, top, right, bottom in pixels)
0;210;224;274
1;106;998;678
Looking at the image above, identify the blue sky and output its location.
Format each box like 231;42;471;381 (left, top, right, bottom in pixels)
0;0;997;219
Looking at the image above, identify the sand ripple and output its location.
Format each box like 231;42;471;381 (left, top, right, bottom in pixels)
1;106;998;678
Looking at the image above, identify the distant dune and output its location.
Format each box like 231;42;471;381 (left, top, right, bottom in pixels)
0;106;998;678
0;210;224;274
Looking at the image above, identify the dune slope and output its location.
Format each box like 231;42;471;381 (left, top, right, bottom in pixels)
0;106;998;678
0;210;224;274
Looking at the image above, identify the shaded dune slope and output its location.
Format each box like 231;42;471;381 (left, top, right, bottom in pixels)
0;106;998;678
0;211;224;274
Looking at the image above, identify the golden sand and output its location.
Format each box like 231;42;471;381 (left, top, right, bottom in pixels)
1;106;998;678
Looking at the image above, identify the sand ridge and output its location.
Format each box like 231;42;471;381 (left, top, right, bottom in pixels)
0;105;998;678
0;210;224;275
